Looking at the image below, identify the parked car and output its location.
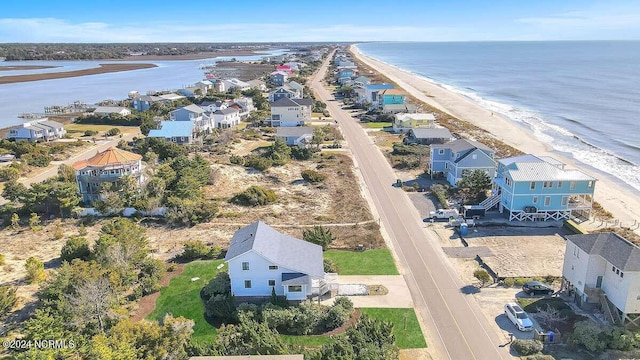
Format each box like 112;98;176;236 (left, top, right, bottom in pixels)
522;281;554;295
429;208;459;221
504;303;534;331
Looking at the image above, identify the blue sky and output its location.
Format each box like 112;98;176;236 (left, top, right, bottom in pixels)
1;0;639;42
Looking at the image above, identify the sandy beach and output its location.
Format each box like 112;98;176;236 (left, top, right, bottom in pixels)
350;45;640;234
0;63;157;84
0;65;60;71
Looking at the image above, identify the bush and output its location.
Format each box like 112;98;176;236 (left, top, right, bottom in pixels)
473;269;492;287
83;130;99;136
60;236;91;262
229;186;278;206
324;258;338;273
511;339;543;356
430;184;450;209
181;241;221;260
322;297;354;331
522;355;555;360
106;128;121;136
165;198;218;227
229;155;244;165
25;257;45;284
202;272;237;322
303;226;335;250
568;320;608;353
291;147;316;160
244;155;272;171
0;286;17;318
301;169;326;183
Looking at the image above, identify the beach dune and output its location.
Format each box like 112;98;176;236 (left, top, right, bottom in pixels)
350;45;640;235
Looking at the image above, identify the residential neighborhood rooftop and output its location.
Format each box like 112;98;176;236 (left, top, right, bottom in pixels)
432;138;492;153
276;126;314;137
271;97;312;107
72;147;142;170
500;155;596;182
224;221;324;279
566;233;640;271
148;121;193;138
410;127;454;139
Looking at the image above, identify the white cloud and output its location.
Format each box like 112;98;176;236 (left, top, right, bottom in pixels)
0;17;467;42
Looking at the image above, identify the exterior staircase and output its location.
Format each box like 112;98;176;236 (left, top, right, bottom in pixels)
480;193;500;210
600;293;622;325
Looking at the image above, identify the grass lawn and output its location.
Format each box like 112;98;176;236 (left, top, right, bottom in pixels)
281;334;333;347
64;124;140;137
147;260;224;344
361;308;427;349
363;122;391;129
324;249;399;275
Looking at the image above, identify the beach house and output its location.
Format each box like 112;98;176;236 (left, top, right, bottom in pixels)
93;106;131;116
562;232;640;327
222;78;251;91
404;128;454;145
269;87;299;102
486;154;597;221
356;83;395;106
224;221;332;301
392;113;436;133
210;108;241;129
72;147;144;203
378;89;407;113
147;121;196;145
269;97;312;127
132;95;162;112
269;71;288;86
429;139;496;186
6;118;66;142
275;127;314;147
169;104;213;132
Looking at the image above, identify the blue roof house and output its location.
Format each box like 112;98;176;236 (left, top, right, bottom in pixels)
224;221;331;301
430;139;496;186
485;154;597;221
147;121;195;144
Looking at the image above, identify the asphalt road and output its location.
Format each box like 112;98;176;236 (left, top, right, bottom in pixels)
310;52;513;359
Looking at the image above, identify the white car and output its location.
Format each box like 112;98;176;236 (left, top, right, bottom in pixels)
504;303;534;331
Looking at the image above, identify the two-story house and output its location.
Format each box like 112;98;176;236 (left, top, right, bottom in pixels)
487;154;597;221
93;106;132;116
132;95;162;112
224;221;331;301
269;71;288;86
72;147;144;203
169;104;212;132
269;87;299;102
6;118;66;142
147;121;196;145
378;89;406;113
210;108;241;129
355;83;395;106
430;139;496;186
562;232;640;326
269;97;312;127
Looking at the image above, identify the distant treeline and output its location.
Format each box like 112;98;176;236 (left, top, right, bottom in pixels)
0;42;337;61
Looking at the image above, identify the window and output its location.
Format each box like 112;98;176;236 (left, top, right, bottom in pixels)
472;154;477;160
557;181;563;188
288;285;302;292
530;182;536;190
532;196;538;204
616;269;620;275
244;280;252;288
570;181;576;190
242;262;249;271
445;163;448;169
621;272;624;278
543;181;552;188
612;266;616;272
562;196;568;206
588;181;593;188
268;280;276;286
438;149;444;155
269;265;279;270
544;197;551;206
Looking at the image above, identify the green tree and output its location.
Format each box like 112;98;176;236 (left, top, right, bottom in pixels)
473;269;491;287
456;169;492;204
10;212;20;230
2;180;27;203
60;236;91;263
267;138;292;166
202;272;237;322
301;169;326;183
303;226;335;250
57;163;76;182
25;256;46;284
229;186;278;206
214;313;291;356
0;286;17;318
29;212;42;232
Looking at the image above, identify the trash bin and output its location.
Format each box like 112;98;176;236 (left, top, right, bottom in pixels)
548;331;555;343
460;223;468;236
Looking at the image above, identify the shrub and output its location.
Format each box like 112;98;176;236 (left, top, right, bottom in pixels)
430;184;450;209
568;320;608;353
202;272;237;322
0;286;17;318
83;130;99;136
511;339;543;356
244;155;272;171
106;128;121;136
229;155;244;165
25;257;46;284
180;241;221;260
503;278;515;287
60;236;91;262
522;355;555;360
322;297;354;331
229;186;278;206
165;198;218;227
291;147;316;160
301;169;326;183
303;226;335;250
473;269;491;287
28;213;42;232
324;258;339;273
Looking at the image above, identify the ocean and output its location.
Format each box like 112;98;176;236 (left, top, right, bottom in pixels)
356;41;640;193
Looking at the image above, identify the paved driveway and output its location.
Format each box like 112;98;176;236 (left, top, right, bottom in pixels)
321;275;413;308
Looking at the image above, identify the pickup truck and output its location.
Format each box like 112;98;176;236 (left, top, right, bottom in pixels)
429;208;459;221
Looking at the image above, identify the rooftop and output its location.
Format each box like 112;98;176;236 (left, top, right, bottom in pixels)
500;155;595;182
276;126;314;137
73;147;142;170
410;127;454;139
432;138;493;153
566;233;640;271
148;121;194;139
